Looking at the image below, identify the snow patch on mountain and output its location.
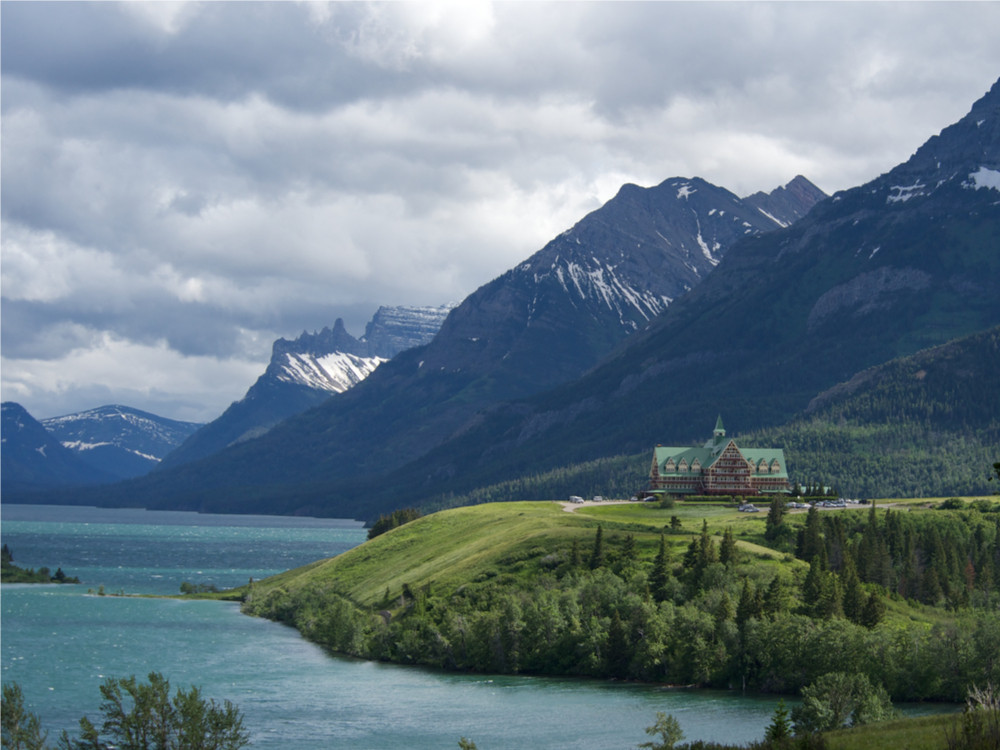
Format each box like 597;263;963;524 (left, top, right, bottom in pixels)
966;166;1000;191
550;257;672;327
755;206;790;228
277;351;386;393
887;182;927;204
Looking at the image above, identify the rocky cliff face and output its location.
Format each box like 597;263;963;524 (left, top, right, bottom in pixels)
159;305;452;468
413;175;826;396
363;305;455;358
744;175;829;227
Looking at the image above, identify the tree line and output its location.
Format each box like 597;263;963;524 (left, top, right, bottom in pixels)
244;506;1000;702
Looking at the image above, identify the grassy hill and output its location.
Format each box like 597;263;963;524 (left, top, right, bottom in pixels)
227;498;1000;705
237;500;766;605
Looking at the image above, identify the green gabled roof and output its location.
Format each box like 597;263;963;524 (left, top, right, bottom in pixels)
653;445;714;467
652;418;788;479
741;447;789;479
652;441;788;479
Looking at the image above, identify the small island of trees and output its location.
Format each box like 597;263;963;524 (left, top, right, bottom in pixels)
1;545;80;585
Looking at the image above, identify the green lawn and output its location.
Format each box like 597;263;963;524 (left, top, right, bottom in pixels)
825;712;959;750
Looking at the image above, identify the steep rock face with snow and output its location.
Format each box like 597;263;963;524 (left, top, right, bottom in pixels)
744;175;829;227
40;405;202;480
269;321;385;393
159;306;452;468
2;402;116;491
416;175;825;395
363;304;456;359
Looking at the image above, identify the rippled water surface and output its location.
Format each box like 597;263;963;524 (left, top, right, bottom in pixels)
3;504;797;748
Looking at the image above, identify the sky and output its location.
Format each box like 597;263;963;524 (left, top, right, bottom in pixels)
3;2;999;424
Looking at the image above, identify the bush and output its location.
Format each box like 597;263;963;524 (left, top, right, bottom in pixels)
792;672;895;734
945;683;1000;750
59;672;249;750
2;683;47;750
938;498;966;510
367;508;422;540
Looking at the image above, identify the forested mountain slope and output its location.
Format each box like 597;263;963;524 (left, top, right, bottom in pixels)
754;326;1000;499
394;326;999;510
374;79;1000;514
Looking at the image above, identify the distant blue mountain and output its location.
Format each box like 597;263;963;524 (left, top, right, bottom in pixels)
2;402;116;492
41;404;202;480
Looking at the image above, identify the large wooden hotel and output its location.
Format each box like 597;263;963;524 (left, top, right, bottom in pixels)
648;417;790;497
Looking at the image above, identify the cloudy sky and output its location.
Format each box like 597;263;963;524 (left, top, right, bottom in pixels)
2;2;999;423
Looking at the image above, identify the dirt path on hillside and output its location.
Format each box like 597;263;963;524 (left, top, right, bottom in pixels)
559;500;642;513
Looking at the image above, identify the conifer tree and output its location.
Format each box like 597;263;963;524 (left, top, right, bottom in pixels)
763;575;786;617
650;534;671;603
719;527;737;566
698;520;717;566
736;579;762;626
802;555;826;611
797;505;823;562
764;497;785;542
859;591;886;629
589;526;605;570
840;553;865;624
764;699;792;743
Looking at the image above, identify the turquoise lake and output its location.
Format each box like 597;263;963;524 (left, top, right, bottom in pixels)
0;503;935;748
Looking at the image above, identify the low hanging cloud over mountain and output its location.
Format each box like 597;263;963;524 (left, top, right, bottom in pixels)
2;2;999;422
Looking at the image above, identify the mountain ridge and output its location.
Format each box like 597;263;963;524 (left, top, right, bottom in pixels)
2;402;118;492
160;304;453;468
41;404;202;480
393;78;1000;507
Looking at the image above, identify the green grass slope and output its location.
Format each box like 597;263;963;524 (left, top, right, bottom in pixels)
229;499;1000;705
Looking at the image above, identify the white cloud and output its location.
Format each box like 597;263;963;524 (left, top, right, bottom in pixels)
2;1;999;421
1;332;263;423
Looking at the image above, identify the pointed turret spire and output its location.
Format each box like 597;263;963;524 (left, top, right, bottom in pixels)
714;415;725;438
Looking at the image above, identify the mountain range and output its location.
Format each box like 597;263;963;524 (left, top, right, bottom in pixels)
25;170;823;512
0;304;453;492
41;405;203;480
8;79;999;520
2;402;116;490
159;304;454;468
1;172;820;505
390;78;1000;506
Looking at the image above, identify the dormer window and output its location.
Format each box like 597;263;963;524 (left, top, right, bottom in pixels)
665;459;676;472
678;459;688;472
